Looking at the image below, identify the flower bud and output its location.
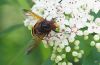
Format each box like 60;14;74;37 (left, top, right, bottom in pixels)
94;35;100;41
90;41;95;46
95;43;100;52
62;62;66;65
67;62;73;65
74;58;79;62
84;36;89;40
55;55;62;63
74;40;80;46
72;51;78;57
83;30;89;36
65;46;71;52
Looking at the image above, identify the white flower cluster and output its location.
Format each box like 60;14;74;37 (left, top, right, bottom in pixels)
24;0;100;64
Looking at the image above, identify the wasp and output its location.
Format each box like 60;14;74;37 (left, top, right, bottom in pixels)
23;9;58;54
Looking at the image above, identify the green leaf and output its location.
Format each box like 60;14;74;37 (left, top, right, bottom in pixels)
42;59;54;65
17;0;30;9
82;48;100;65
77;35;100;65
0;24;23;38
40;43;51;61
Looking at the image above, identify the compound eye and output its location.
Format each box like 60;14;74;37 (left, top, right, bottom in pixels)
41;22;50;30
43;24;50;29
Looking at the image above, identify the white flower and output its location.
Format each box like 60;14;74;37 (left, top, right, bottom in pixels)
59;43;65;49
94;35;100;41
80;50;84;54
42;40;48;48
61;54;66;59
62;62;67;65
51;54;56;60
72;51;78;57
68;35;75;43
87;15;94;21
57;47;62;52
95;18;100;26
84;36;89;40
24;0;100;64
58;62;62;65
95;43;100;51
74;40;80;46
67;62;73;65
77;53;82;58
76;30;83;36
74;58;79;62
83;30;89;36
87;23;100;34
74;46;79;50
55;55;62;63
90;41;96;46
65;46;71;52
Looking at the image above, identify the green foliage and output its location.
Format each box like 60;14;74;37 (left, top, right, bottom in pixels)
0;0;100;65
17;0;30;9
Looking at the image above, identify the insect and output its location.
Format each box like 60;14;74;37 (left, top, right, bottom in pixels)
23;9;58;54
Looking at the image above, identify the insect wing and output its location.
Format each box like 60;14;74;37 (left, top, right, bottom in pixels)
26;38;42;54
23;9;43;20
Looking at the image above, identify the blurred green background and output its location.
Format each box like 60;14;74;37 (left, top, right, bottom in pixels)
0;0;51;65
0;0;100;65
